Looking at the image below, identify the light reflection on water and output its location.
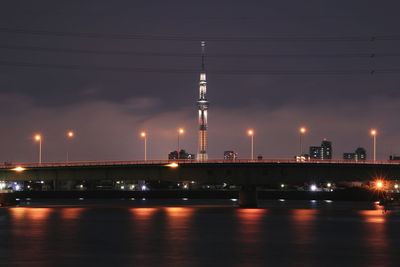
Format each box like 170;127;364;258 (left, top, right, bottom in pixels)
164;207;194;264
61;207;86;220
359;209;389;267
0;201;399;267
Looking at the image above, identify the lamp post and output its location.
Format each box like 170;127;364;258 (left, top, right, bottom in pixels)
370;129;377;162
177;128;184;159
66;130;74;162
34;134;42;164
247;129;254;161
299;127;306;156
141;131;147;161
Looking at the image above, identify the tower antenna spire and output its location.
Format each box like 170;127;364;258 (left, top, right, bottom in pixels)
201;41;206;72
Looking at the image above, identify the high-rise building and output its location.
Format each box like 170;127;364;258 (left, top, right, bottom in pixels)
355;147;366;161
321;139;332;159
197;41;209;161
309;139;333;160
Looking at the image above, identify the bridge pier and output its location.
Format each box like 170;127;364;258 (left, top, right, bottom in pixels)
239;185;258;208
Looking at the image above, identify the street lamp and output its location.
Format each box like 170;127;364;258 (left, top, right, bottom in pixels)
370;129;377;162
34;134;42;164
140;131;147;161
247;129;254;161
299;127;307;156
66;130;74;162
177;128;184;159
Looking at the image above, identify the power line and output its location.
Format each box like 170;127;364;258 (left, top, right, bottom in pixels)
0;27;397;42
0;60;396;75
0;44;382;58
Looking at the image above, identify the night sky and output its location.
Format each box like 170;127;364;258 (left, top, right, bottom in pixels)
1;0;400;162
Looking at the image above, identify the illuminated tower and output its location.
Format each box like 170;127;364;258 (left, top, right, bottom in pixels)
197;41;209;161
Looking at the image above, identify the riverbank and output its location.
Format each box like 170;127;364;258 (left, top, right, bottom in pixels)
0;188;386;203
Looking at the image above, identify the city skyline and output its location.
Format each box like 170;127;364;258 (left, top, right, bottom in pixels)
1;1;400;162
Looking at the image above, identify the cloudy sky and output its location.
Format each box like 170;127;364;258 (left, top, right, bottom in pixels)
1;0;400;162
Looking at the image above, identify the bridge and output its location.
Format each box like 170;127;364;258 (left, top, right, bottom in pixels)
1;159;399;207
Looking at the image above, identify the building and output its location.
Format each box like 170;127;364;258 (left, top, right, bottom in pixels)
355;147;366;161
309;146;322;159
390;155;400;161
224;151;238;160
343;147;366;161
321;140;332;159
197;41;209;161
309;139;333;160
343;153;356;160
168;150;195;160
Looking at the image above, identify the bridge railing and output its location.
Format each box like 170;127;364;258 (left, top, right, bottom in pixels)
1;158;400;169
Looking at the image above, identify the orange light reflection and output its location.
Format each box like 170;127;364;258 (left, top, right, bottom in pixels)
359;209;388;266
61;208;85;220
130;208;158;219
291;209;317;246
237;208;266;222
359;210;386;224
165;207;194;218
10;207;52;221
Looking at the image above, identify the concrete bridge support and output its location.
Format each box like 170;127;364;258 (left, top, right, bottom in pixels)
239;185;258;208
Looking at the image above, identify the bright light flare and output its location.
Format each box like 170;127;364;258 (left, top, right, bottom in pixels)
140;131;146;138
166;162;179;168
300;127;306;134
375;179;384;190
11;166;26;172
310;184;317;191
247;129;254;136
370;129;377;136
178;128;184;134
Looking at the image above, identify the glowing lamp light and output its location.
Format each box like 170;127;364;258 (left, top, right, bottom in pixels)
370;129;377;136
34;134;41;141
310;184;317;191
12;166;26;172
140;132;146;138
247;129;254;136
280;184;285;188
166;162;179;168
327;183;332;188
67;131;74;138
395;184;399;189
300;127;306;134
178;128;184;134
375;180;384;190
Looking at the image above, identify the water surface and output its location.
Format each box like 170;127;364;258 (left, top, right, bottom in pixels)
0;199;399;266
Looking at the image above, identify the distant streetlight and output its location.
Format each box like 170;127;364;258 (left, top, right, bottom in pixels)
140;131;147;161
34;134;42;164
66;130;74;162
370;129;377;162
177;128;184;159
247;129;254;160
299;127;307;156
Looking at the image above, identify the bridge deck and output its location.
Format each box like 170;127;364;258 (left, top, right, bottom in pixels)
1;159;400;169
